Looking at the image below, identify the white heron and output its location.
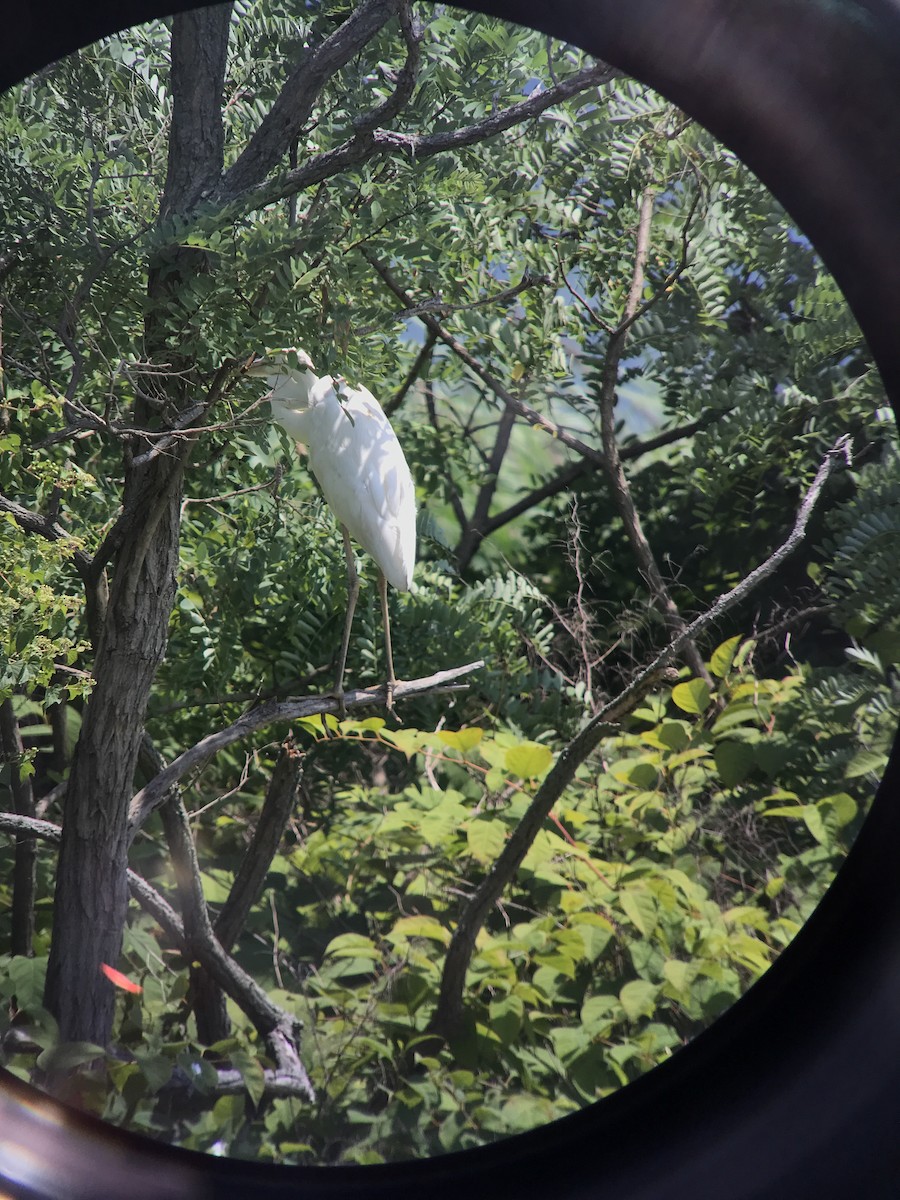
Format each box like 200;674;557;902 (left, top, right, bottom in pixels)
248;348;416;712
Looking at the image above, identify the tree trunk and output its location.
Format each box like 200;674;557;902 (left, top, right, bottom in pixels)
0;699;37;958
43;6;233;1047
44;460;184;1042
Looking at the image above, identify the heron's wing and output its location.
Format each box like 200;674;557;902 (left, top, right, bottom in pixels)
317;383;417;590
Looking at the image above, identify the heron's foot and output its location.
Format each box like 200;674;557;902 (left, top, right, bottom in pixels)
321;683;346;735
384;678;396;716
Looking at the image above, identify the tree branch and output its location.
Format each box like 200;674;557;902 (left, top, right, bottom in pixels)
357;271;553;339
214;737;304;951
128;660;484;835
362;250;608;467
352;0;423;135
428;435;852;1039
596;186;712;684
384;329;437;417
0;493;92;574
212;60;618;219
0;699;37;956
220;0;399;199
0;811;314;1100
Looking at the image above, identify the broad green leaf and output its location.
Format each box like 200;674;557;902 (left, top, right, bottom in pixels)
466;818;506;864
581;994;619;1035
662;959;696;994
232;1049;267;1107
619;888;657;937
37;1041;106;1072
844;749;888;779
437;727;484;752
714;740;757;788
619;979;659;1022
489;993;524;1045
505;741;553;779
671;679;711;714
549;1025;591;1062
388;916;451;945
709;635;743;678
1;954;48;1008
323;933;381;960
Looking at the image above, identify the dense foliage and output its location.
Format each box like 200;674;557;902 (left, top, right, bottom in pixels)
0;0;896;1164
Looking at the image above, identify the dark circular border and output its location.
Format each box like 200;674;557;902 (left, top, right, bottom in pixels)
3;2;900;1197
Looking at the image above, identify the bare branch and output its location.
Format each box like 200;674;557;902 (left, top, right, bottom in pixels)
429;434;852;1040
128;660;485;835
596;186;712;684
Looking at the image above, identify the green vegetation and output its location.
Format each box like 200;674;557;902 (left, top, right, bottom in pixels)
0;0;895;1165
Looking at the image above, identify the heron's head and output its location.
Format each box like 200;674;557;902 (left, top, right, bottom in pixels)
247;346;316;378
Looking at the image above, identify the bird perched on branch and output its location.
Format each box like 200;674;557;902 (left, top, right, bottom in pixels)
248;347;416;712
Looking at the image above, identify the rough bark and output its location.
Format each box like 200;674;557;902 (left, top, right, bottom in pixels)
42;6;233;1047
0;699;37;957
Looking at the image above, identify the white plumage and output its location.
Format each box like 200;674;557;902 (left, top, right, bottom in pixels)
248;347;416;709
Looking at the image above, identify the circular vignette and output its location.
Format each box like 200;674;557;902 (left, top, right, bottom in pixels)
2;2;900;1198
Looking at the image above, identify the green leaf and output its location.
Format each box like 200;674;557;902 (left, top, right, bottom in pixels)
844;749;887;779
466;818;506;864
662;959;696;994
671;679;712;714
323;933;381;960
581;994;618;1035
709;635;742;678
504;741;553;779
437;727;484;752
714;740;757;788
1;954;48;1008
388;916;451;945
549;1025;591;1062
619;979;659;1022
233;1049;267;1107
619;888;657;937
135;1052;174;1094
37;1041;106;1072
500;1094;559;1133
489;993;524;1045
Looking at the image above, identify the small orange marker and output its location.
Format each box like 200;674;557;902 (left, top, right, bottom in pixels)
100;963;143;994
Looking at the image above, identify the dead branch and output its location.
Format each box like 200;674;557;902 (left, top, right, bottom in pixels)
128;660;484;836
596;185;712;685
428;435;852;1038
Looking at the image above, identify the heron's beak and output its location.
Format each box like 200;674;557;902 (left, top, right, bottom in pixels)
245;355;272;377
245;347;316;376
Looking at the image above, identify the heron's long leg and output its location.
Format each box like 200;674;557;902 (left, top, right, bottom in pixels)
378;570;397;713
333;524;360;716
